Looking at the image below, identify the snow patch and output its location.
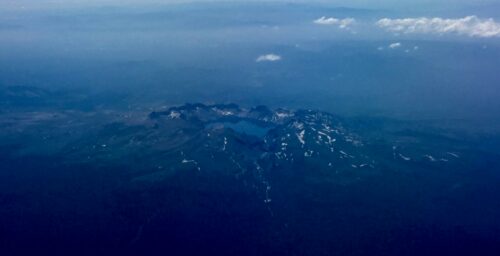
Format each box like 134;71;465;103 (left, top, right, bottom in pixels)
399;154;411;161
169;111;181;119
296;130;305;146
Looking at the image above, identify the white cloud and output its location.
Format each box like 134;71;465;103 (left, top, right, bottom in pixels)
256;54;281;62
389;42;401;49
376;16;500;38
313;17;355;29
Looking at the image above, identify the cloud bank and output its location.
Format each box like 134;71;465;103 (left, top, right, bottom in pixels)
376;16;500;38
313;17;355;29
256;54;281;62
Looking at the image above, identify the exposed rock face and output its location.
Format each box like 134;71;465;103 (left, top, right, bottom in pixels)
1;103;499;255
56;103;466;205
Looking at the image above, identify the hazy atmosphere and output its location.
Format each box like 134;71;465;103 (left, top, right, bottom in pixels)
2;0;500;121
1;1;500;255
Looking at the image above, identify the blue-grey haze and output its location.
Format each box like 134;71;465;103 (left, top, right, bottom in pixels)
1;1;500;126
2;2;500;255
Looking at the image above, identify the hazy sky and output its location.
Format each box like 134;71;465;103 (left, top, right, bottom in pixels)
1;0;498;9
1;0;500;121
3;1;500;22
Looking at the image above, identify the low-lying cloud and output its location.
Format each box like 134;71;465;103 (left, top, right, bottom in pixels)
389;42;401;49
376;16;500;38
256;54;281;62
313;17;355;29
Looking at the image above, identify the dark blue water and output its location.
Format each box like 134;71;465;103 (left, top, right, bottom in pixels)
209;121;272;137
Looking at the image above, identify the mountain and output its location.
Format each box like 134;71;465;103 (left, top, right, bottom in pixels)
1;103;500;256
57;103;470;200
